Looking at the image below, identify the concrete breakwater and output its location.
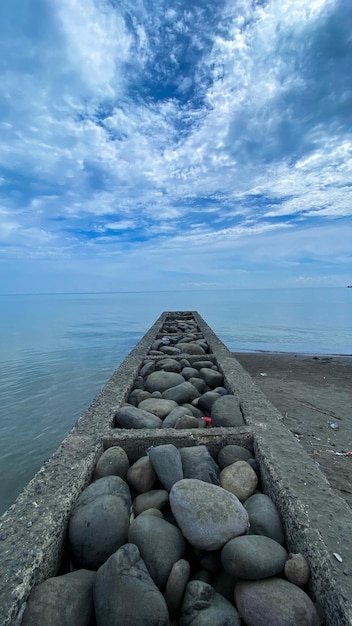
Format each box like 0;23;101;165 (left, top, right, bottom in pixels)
0;311;351;625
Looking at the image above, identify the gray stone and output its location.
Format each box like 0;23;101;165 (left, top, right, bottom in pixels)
133;489;169;515
220;461;258;502
155;358;182;373
181;403;204;418
188;377;207;393
69;494;130;569
94;543;169;626
114;404;162;429
139;508;164;519
162;406;193;428
175;415;200;429
192;360;216;370
138;397;178;418
199;368;224;388
213;386;228;396
148;444;183;491
243;493;285;545
159;345;181;355
21;570;95;626
218;444;252;468
176;342;206;355
182;367;200;380
164;559;190;614
211;395;244;427
234;577;321;626
180;446;220;484
139;361;156;377
128;515;185;589
145;371;185;393
180;580;241;626
126;455;157;493
94;446;130;480
169;479;249;550
75;476;131;510
284;553;311;587
197;391;221;414
162;381;200;404
127;389;152;406
221;535;288;579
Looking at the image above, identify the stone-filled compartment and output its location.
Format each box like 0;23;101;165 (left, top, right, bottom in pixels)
20;434;322;626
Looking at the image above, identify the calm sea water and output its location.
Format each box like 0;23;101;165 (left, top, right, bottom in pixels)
0;287;351;513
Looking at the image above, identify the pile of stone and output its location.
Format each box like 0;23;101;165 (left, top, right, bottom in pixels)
21;443;320;625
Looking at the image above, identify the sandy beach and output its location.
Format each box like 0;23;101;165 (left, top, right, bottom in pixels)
233;352;352;510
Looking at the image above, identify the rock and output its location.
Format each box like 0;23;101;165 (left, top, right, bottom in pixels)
188;377;207;393
180;446;220;484
175;415;200;429
221;535;288;579
69;494;130;569
114;404;162;429
75;475;131;509
182;367;200;380
284;553;310;586
211;395;244;427
162;381;200;404
162;406;193;428
180;580;241;625
128;515;185;589
234;577;321;625
94;543;169;625
243;493;285;545
155;358;182;373
139;508;164;519
128;389;151;406
220;461;258;502
198;367;224;388
133;489;169;515
22;570;95;626
176;342;206;355
159;345;181;355
192;361;216;370
197;391;221;414
138;398;178;418
218;444;252;468
169;479;249;550
181;403;204;418
164;559;191;614
126;456;156;493
148;444;183;491
139;361;156;377
145;371;185;393
94;446;130;480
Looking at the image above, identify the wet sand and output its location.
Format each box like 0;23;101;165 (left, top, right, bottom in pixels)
233;352;352;510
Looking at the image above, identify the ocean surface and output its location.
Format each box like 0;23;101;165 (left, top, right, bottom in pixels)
1;287;351;514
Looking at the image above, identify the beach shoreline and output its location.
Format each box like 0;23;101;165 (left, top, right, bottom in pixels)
233;351;352;510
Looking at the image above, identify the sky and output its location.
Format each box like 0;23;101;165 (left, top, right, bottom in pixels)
0;0;351;293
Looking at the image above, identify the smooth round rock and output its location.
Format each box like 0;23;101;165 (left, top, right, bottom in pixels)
128;389;151;406
218;444;252;468
180;446;220;484
284;553;311;587
192;361;216;370
162;406;193;428
162;381;200;404
197;391;221;414
94;543;169;626
94;447;130;480
176;342;206;355
139;361;156;377
155;358;182;373
211;395;244;427
180;580;241;625
169;479;249;550
164;559;191;615
148;444;183;491
22;570;95;626
128;515;185;589
138;398;178;418
69;494;130;569
126;456;157;493
114;405;162;429
133;489;169;515
145;371;185;393
182;367;200;380
220;461;258;502
188;377;207;393
175;415;200;429
199;367;224;388
235;577;321;625
244;493;285;545
75;476;131;509
221;535;288;579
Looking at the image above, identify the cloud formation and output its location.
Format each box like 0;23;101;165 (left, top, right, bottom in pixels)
0;0;351;291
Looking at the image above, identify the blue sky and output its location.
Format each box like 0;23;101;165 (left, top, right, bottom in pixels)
0;0;351;293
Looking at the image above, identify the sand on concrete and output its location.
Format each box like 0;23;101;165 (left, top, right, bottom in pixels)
233;352;352;510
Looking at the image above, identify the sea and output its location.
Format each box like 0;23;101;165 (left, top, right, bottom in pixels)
1;287;351;514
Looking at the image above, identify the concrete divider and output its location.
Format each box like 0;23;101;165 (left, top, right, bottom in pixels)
0;311;351;625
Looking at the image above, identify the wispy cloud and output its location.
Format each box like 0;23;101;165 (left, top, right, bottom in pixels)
0;0;351;291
